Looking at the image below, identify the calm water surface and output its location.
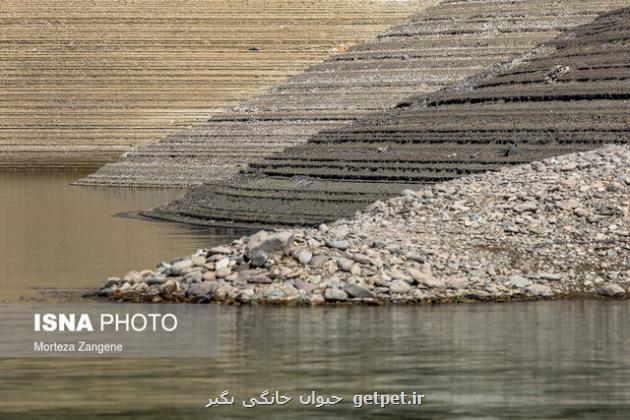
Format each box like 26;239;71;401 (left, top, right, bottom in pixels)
0;171;246;302
1;173;629;419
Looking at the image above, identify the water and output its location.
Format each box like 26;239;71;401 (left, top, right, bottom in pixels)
0;171;247;302
1;173;630;419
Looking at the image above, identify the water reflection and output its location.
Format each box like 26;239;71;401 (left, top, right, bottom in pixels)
0;302;629;418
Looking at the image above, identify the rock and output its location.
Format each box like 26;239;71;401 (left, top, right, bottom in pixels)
509;275;531;288
401;189;418;198
597;283;626;297
208;245;232;255
325;239;349;250
216;268;231;278
525;284;554;297
144;275;165;286
555;199;579;211
294;249;313;265
345;284;375;298
405;252;425;263
294;280;315;293
249;249;268;267
202;271;216;282
171;259;194;275
247;274;272;284
187;282;214;301
310;255;328;267
310;293;325;305
324;288;348;302
348;253;372;265
264;288;286;302
215;258;230;271
389;279;411;294
184;271;203;283
248;230;294;256
409;265;444;288
160;279;180;295
192;255;206;266
103;277;121;288
446;277;469;290
337;258;354;272
538;272;561;281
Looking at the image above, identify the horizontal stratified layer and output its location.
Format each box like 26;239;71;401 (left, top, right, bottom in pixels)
75;0;630;186
1;0;430;168
152;6;630;226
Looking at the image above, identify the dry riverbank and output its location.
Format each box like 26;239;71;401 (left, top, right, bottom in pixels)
77;0;629;186
1;0;428;168
96;146;630;305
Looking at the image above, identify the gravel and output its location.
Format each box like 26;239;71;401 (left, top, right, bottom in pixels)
95;146;630;305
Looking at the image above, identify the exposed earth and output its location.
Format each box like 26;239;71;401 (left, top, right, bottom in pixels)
1;0;429;168
76;0;629;185
95;145;630;305
150;6;630;227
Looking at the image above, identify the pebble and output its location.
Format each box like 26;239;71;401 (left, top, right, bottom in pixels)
389;279;411;294
97;146;630;306
324;288;348;302
345;284;375;298
325;239;349;250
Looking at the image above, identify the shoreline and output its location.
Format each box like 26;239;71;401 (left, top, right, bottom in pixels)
95;146;630;306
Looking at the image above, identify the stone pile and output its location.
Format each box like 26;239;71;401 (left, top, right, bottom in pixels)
96;146;630;305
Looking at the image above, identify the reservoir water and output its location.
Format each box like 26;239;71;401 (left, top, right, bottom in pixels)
1;173;630;419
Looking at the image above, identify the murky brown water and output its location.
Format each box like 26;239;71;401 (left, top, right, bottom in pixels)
1;173;630;419
0;171;246;302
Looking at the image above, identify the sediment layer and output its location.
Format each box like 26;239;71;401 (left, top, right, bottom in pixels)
75;0;628;185
95;145;630;305
1;0;428;168
154;6;630;226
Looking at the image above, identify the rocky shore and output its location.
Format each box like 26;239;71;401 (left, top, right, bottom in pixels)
96;146;630;305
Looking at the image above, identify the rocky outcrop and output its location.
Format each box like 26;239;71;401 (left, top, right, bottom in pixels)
1;0;428;168
152;6;630;226
95;145;630;305
74;0;629;185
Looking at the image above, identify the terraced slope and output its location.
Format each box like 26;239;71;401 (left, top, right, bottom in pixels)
152;6;630;227
0;0;428;169
77;0;629;186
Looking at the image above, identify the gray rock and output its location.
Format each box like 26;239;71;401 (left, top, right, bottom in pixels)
405;252;425;263
192;255;206;266
104;277;121;288
171;259;194;275
248;230;294;256
597;283;626;297
446;277;469;290
539;272;562;281
215;258;230;271
183;271;202;283
345;284;375;298
249;249;268;267
525;284;554;297
247;274;272;284
187;282;214;301
324;288;348;302
264;288;286;301
310;255;328;267
325;239;349;250
337;258;354;272
389;279;411;294
294;280;315;293
509;275;531;288
208;245;232;255
294;249;313;265
348;253;372;265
